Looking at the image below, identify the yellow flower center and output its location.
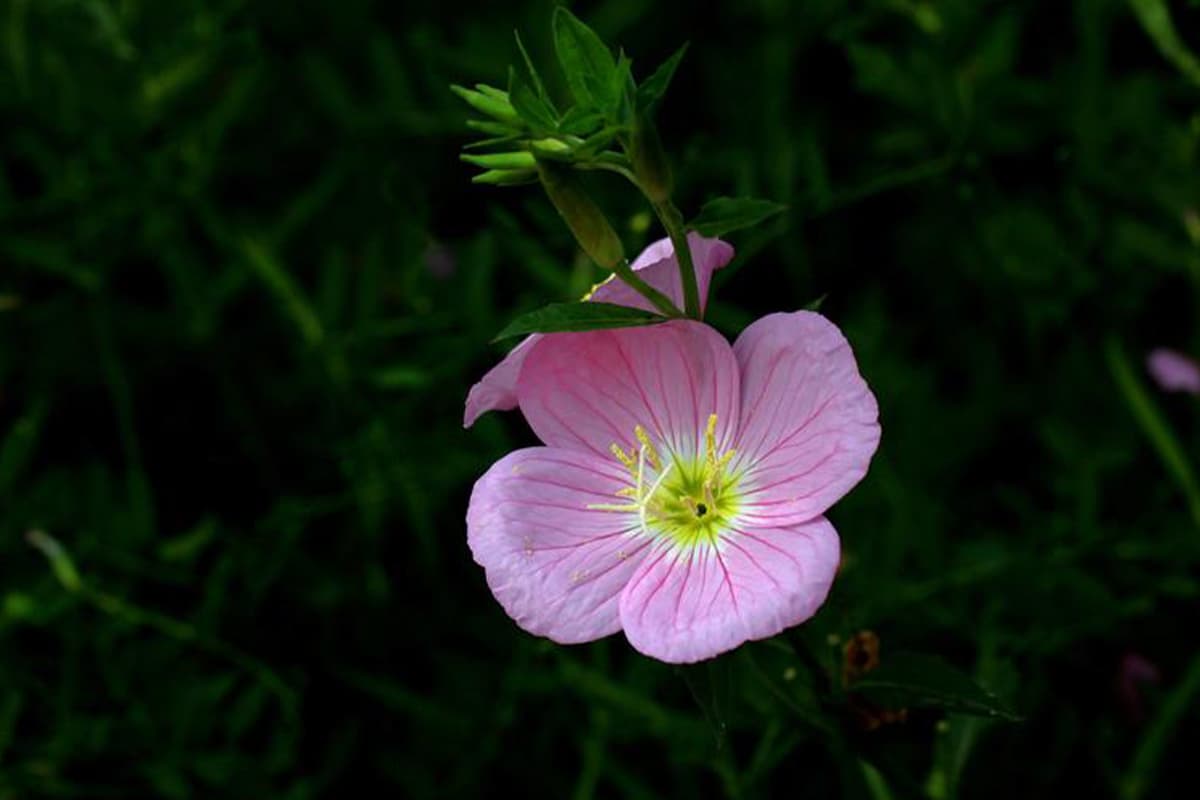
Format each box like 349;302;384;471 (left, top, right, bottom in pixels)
588;414;742;548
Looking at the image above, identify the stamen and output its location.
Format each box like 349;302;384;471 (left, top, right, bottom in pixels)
634;425;661;471
610;442;638;471
704;413;719;466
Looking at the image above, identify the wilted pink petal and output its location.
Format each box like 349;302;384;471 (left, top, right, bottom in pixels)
731;312;881;527
467;313;880;663
467;447;651;643
618;518;840;663
517;321;740;462
1147;347;1200;394
462;233;735;427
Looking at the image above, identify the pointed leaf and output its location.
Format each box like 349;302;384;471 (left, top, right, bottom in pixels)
612;50;637;128
514;30;554;106
637;43;689;112
558;107;606;136
510;68;558;132
850;652;1021;721
553;7;618;111
690;196;788;237
492;302;666;340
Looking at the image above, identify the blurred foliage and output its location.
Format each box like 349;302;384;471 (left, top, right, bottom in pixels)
3;0;1200;797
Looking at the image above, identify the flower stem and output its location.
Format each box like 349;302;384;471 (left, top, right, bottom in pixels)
650;199;702;319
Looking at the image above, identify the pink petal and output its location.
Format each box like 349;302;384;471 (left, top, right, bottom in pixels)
1147;348;1200;394
731;312;880;527
517;320;740;461
462;234;734;428
463;336;540;427
595;232;734;314
467;447;651;644
618;517;840;663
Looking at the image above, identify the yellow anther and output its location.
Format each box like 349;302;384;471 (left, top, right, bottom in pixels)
615;487;638;498
704;413;719;464
634;425;661;470
610;442;638;471
715;449;736;471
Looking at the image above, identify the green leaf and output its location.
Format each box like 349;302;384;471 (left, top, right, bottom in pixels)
492;302;666;340
1128;0;1200;88
612;50;637;128
690;196;788;237
509;67;558;132
558;106;606;136
850;653;1021;721
637;42;688;112
552;7;618;112
514;30;553;106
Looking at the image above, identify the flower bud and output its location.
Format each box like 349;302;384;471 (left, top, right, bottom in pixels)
460;151;537;170
450;84;519;124
472;169;538;186
537;162;625;270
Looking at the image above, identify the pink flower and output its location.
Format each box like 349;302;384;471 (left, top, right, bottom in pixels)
463;232;735;427
1147;348;1200;394
466;312;880;663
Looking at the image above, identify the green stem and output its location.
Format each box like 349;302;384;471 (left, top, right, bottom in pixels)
650;199;701;319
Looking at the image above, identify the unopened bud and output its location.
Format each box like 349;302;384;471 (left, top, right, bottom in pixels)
538;162;625;270
529;138;576;161
472;169;538;186
460;151;537;170
450;84;519;124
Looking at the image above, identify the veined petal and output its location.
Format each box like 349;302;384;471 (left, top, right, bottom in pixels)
517;321;740;462
467;447;651;644
464;335;540;428
731;312;880;527
463;235;733;428
618;517;840;663
596;232;734;314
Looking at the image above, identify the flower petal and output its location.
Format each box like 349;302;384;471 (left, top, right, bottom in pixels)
1147;347;1200;394
731;311;880;527
464;336;539;428
517;320;740;461
467;447;651;644
618;517;840;663
462;234;734;428
594;232;734;314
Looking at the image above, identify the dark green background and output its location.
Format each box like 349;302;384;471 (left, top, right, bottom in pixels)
3;0;1200;797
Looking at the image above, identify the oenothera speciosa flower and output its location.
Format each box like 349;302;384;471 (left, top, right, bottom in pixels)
465;305;881;663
